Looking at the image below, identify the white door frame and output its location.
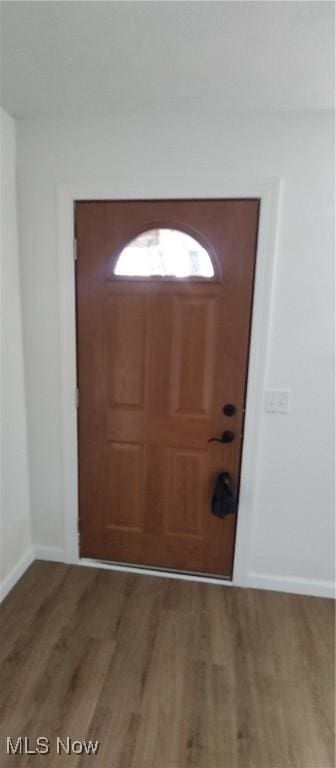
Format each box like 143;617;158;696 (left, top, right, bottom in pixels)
57;179;281;586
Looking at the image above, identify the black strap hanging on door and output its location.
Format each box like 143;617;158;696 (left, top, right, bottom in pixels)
211;472;237;518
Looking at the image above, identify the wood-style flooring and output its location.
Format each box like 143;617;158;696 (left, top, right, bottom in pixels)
0;561;334;767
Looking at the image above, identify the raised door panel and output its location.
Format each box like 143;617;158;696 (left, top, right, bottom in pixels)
143;445;170;535
171;297;216;416
146;294;173;415
165;448;207;539
106;294;147;410
105;442;145;532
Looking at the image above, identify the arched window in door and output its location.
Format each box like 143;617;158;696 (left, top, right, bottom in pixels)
114;228;215;278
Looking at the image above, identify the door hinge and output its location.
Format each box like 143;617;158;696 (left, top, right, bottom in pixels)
73;238;78;261
76;388;79;408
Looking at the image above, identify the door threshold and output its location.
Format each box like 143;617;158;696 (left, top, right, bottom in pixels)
79;557;233;586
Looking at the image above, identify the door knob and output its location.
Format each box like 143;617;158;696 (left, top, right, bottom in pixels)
208;430;235;444
222;403;236;416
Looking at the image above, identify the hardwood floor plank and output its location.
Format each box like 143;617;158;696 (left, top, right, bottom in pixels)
0;562;334;768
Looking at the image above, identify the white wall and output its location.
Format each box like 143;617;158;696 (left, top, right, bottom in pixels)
0;108;32;599
16;111;334;595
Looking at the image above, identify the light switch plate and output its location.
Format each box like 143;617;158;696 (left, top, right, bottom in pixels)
264;389;290;414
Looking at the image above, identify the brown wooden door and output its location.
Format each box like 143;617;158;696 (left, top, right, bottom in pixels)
76;200;259;577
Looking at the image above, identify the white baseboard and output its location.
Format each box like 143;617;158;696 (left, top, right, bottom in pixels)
1;548;334;602
34;545;66;563
247;571;335;599
0;547;35;603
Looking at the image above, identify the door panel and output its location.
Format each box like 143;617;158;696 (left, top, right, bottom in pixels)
106;442;145;531
107;294;147;408
167;448;206;537
171;296;215;414
76;199;260;576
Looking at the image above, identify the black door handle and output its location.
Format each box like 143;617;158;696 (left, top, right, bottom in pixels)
208;430;235;444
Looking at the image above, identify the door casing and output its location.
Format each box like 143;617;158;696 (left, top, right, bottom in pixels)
56;179;281;587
